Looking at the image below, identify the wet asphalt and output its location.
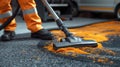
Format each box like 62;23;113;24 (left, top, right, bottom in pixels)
0;16;120;67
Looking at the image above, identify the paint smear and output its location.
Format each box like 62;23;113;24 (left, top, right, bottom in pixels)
44;21;120;63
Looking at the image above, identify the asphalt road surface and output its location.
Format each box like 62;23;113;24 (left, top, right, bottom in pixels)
0;16;119;67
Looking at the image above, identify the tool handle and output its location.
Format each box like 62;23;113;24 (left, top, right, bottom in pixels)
41;0;73;37
41;0;60;20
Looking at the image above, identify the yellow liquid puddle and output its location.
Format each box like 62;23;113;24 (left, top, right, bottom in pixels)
44;21;120;64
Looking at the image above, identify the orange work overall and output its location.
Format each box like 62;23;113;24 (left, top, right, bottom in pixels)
0;0;43;32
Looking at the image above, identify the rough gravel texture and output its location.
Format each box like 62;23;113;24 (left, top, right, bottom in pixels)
0;33;120;67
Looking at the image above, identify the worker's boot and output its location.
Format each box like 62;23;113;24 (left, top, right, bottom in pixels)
31;29;54;40
1;31;15;41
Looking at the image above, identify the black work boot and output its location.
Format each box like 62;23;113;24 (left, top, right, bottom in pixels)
1;31;15;41
31;29;54;40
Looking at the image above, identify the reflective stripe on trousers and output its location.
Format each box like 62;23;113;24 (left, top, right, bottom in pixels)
0;11;12;19
22;7;38;15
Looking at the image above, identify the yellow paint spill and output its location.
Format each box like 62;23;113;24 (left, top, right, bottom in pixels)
44;21;120;63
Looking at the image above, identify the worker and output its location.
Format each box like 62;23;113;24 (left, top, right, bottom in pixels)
0;0;54;41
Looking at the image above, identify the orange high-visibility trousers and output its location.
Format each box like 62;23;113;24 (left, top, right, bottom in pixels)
0;0;43;32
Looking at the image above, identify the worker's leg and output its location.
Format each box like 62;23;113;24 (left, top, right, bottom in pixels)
0;0;16;31
18;0;42;32
0;0;16;41
18;0;54;40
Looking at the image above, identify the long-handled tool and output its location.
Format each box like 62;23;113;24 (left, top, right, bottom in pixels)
40;0;98;50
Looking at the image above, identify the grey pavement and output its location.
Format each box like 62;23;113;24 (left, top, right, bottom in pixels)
0;16;107;35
